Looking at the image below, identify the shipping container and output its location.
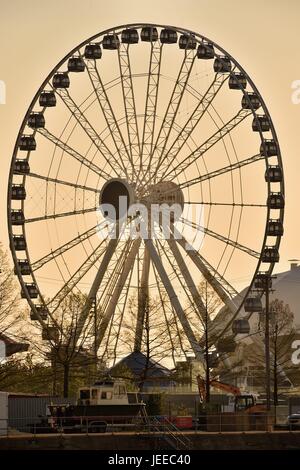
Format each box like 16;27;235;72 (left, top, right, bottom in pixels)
8;395;75;432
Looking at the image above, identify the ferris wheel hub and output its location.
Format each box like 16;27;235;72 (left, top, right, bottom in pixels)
146;181;184;208
99;178;135;220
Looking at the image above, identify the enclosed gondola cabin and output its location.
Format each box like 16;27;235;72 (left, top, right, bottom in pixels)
241;93;261;110
254;273;272;290
31;306;48;321
121;28;139;44
160;28;178;44
14;160;30;175
12;235;26;251
179;34;196;50
52;72;70;89
267;219;284;236
197;42;214;59
19;135;36;151
213;56;231;73
39;91;56;107
265;166;283;183
217;337;236;353
252;115;270;132
262;247;280;263
11;210;25;226
67;57;85;72
42;327;59;341
28;112;45;129
84;43;102;59
207;351;219;368
228;73;247;90
15;260;31;276
260;139;278;157
21;283;38;299
267;192;285;209
11;184;26;200
141;26;158;42
102;34;120;50
232;319;250;335
244;297;262;312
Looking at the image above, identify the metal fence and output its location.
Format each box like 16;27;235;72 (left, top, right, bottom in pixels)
0;412;298;438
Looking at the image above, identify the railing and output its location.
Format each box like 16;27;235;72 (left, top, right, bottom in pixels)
145;415;192;450
0;413;299;438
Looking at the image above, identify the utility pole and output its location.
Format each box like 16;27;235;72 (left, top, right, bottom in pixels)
93;296;98;374
204;282;210;403
265;274;271;411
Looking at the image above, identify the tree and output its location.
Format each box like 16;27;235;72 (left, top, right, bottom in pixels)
117;294;177;391
0;243;25;340
178;280;223;400
0;243;30;389
258;299;297;406
28;292;97;397
109;362;136;391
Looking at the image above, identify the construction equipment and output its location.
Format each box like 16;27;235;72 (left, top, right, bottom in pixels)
196;375;265;413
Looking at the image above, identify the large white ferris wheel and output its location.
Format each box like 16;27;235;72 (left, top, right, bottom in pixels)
8;24;284;366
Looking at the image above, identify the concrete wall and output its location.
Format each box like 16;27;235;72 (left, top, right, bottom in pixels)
1;431;300;450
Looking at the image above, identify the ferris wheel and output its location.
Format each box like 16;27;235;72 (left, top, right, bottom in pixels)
7;23;284;366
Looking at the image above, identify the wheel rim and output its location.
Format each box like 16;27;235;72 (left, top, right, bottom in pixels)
7;23;284;367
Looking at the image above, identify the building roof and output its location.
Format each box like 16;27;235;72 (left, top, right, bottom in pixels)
0;332;29;357
213;262;300;335
110;351;171;380
240;263;300;330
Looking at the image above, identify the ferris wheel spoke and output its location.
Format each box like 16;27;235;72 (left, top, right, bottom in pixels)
134;243;150;352
27;172;101;194
162;108;252;181
154;72;230;178
140;42;163;171
36;128;111;181
175;235;238;311
155;237;206;355
191;201;266;208
179;216;260;258
166;236;209;325
110;260;135;362
74;236;122;345
145;237;204;361
54;87;127;179
85;59;138;180
173;153;264;192
155;152;264;200
47;237;109;314
157;237;204;329
118;44;141;169
25;206;97;224
31;223;102;271
95;238;141;350
148;49;197;173
152;258;178;365
103;252;136;362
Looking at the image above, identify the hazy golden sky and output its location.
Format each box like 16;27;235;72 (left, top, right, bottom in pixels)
0;0;299;286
